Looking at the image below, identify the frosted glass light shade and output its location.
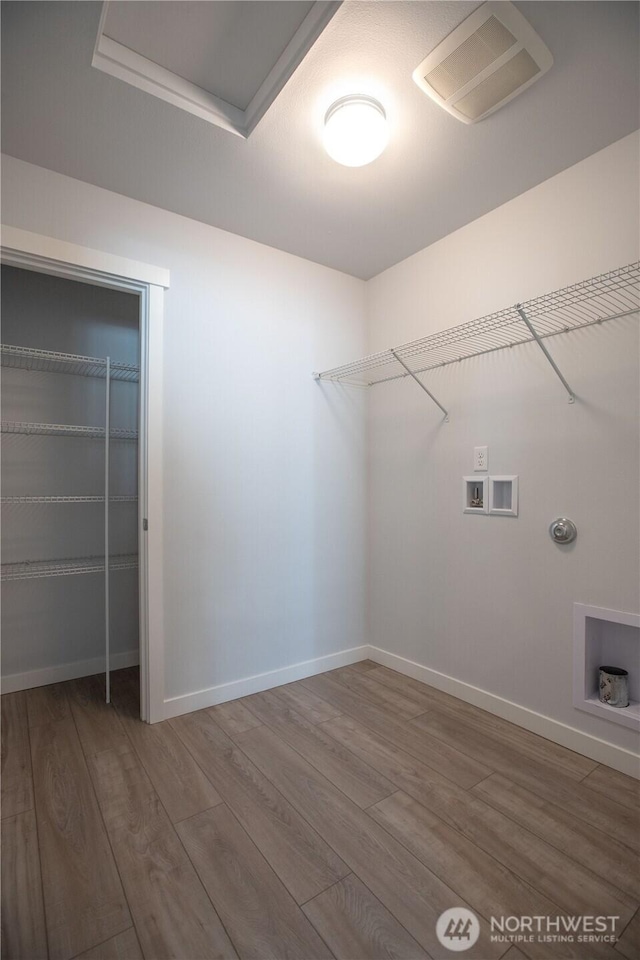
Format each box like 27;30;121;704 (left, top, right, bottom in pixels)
323;95;388;167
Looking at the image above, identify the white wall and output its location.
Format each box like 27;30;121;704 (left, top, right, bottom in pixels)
366;132;640;753
2;134;638;757
1;155;368;701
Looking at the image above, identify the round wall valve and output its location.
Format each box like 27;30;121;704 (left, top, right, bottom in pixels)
549;517;577;544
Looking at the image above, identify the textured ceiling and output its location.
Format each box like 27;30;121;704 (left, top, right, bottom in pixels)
2;2;638;279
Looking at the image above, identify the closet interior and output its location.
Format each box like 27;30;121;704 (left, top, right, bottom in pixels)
1;265;141;706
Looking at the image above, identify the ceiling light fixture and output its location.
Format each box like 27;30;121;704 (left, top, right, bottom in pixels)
323;95;388;167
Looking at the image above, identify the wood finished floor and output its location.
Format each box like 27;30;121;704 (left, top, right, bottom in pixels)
2;661;639;960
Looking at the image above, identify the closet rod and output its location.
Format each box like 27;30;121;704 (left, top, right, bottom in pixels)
105;357;111;704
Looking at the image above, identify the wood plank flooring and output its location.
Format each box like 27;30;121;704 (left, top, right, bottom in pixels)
29;718;131;960
2;692;34;818
1;810;47;960
2;660;638;960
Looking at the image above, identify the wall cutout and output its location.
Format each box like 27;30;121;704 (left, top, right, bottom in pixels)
573;603;640;731
489;475;519;516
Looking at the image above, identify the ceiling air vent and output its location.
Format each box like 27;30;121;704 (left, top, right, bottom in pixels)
413;1;553;124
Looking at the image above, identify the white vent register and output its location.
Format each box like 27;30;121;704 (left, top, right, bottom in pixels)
413;1;553;123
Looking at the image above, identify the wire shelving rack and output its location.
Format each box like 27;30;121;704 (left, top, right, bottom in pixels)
313;262;640;418
1;344;139;381
1;554;139;582
1;496;137;503
1;421;138;440
2;344;140;702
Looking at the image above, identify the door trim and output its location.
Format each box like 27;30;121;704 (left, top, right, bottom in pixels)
1;225;169;722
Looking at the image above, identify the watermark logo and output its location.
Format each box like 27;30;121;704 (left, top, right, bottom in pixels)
436;910;619;952
436;908;480;952
490;914;619;945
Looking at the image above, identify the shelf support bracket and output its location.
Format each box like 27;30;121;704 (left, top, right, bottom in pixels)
390;349;449;421
516;305;575;403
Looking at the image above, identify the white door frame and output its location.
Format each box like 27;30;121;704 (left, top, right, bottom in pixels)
1;226;169;722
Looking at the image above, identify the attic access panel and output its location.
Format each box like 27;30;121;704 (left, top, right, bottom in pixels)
93;1;341;137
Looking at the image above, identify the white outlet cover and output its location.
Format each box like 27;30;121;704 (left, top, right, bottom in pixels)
474;446;488;471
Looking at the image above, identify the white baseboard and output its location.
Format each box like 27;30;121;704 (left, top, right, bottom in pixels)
367;646;640;779
158;639;638;779
1;650;140;694
162;644;369;720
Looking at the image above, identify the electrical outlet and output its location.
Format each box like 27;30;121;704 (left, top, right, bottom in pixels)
474;446;488;472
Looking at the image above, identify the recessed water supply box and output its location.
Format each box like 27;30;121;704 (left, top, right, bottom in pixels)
463;476;488;514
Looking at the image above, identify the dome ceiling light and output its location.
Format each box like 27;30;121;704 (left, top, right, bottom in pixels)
323;95;389;167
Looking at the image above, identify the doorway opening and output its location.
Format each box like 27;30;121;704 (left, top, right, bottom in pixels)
1;228;168;722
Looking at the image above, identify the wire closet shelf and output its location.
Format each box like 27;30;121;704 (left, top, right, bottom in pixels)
1;344;140;381
1;421;138;440
1;554;139;582
1;496;137;503
313;263;640;412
